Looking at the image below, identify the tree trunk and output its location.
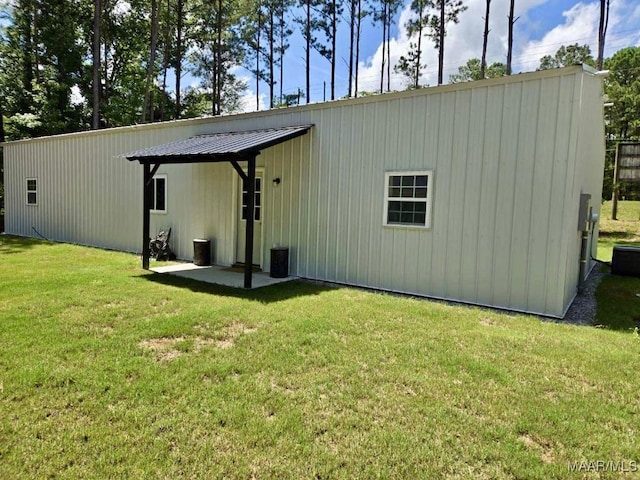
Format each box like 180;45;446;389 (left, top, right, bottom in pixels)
175;0;183;118
348;0;355;97
0;102;6;143
269;8;275;108
380;2;387;93
256;10;261;111
142;0;159;123
215;0;223;115
386;14;391;92
102;5;110;122
159;0;171;122
279;7;285;104
415;13;422;88
438;0;445;85
20;3;34;103
92;0;101;129
32;6;41;85
507;0;515;75
597;0;609;70
480;0;490;79
354;0;361;97
331;0;336;100
305;0;310;103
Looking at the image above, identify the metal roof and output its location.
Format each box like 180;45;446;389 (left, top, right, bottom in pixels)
123;124;313;163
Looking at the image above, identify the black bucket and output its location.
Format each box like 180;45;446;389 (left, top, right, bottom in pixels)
270;247;289;278
193;239;211;266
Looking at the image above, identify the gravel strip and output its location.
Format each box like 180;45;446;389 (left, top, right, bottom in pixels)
561;264;608;326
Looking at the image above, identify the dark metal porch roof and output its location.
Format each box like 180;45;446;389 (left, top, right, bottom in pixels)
128;123;313;289
124;124;313;163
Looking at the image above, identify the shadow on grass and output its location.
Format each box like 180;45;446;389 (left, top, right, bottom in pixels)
0;234;43;254
599;231;637;239
139;271;337;304
595;267;640;331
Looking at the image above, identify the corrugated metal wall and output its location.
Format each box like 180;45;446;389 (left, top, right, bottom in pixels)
273;70;590;317
561;71;606;309
4;66;604;317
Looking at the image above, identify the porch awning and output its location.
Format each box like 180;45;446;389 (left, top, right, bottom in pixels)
125;123;312;289
123;124;313;164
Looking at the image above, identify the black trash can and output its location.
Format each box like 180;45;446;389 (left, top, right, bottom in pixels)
193;239;211;266
270;247;289;278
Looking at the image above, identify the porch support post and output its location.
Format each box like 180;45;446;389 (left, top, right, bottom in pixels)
244;155;257;288
142;162;152;270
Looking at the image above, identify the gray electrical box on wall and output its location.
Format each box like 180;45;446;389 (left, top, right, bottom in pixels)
578;193;591;231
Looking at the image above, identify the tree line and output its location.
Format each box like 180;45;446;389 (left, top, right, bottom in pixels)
0;0;624;143
0;1;637;222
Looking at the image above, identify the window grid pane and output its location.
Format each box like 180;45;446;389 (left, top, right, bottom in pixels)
241;178;261;221
26;179;37;205
386;172;430;227
388;175;429;199
386;200;428;226
151;177;167;212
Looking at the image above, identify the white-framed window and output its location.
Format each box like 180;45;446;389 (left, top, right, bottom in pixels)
26;178;38;206
383;171;433;228
151;175;167;214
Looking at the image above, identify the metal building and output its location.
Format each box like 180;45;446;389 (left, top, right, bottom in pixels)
3;65;605;317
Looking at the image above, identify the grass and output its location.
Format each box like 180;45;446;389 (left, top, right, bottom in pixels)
595;201;640;330
597;200;640;262
1;235;640;479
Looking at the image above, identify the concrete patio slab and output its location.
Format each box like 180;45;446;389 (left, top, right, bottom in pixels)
150;263;295;289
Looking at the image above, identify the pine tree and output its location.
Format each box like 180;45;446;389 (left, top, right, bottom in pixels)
141;0;160;123
294;0;318;103
394;0;429;89
373;0;401;93
426;0;467;85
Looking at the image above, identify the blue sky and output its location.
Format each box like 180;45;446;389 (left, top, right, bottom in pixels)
232;0;640;110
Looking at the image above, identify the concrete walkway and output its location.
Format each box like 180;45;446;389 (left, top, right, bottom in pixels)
150;263;295;289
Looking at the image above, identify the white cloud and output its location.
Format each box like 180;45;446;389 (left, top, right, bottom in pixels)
234;73;268;113
517;2;599;72
238;91;268;113
601;1;640;55
355;0;636;90
356;0;534;90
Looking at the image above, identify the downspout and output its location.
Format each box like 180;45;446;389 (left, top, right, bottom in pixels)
578;228;589;293
577;193;592;294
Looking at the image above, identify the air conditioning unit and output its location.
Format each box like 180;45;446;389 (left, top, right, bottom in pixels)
612;245;640;277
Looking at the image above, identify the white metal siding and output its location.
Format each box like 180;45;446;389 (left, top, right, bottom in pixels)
561;71;606;309
4;66;604;317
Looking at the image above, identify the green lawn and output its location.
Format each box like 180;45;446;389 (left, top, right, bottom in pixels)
1;235;640;479
595;201;640;330
597;200;640;262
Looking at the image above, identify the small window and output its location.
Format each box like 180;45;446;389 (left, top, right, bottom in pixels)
383;171;433;228
151;175;167;213
26;178;37;206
